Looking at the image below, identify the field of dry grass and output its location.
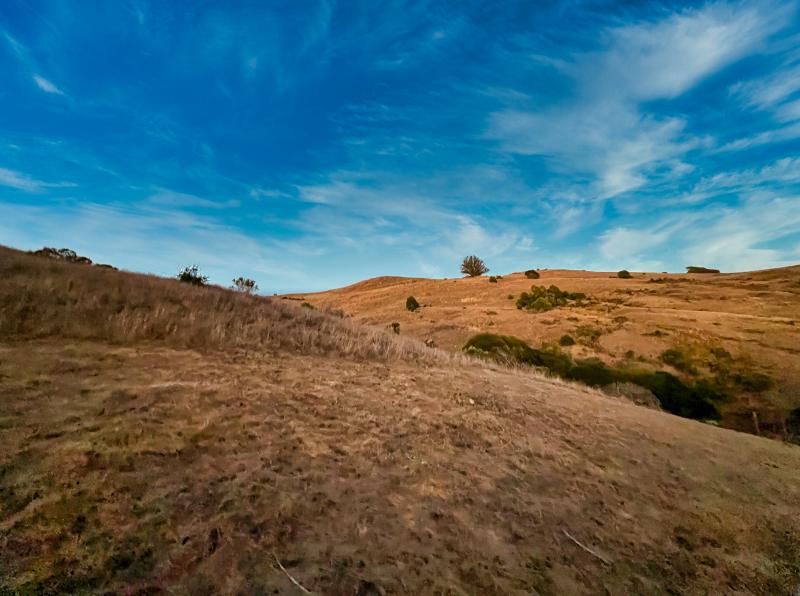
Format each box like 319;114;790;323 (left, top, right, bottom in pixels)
2;246;800;594
292;266;800;437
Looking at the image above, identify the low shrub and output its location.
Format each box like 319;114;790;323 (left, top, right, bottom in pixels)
177;265;208;286
390;322;400;335
559;334;575;346
31;247;93;265
463;333;721;420
660;348;697;374
524;269;540;279
406;296;420;312
516;284;586;312
489;276;498;283
732;371;773;392
686;266;720;274
301;302;314;309
617;270;632;279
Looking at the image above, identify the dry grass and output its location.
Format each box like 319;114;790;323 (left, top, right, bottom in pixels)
0;246;452;364
3;245;800;593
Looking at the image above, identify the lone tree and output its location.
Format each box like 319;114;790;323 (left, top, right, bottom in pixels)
177;265;208;286
232;277;258;294
461;255;489;277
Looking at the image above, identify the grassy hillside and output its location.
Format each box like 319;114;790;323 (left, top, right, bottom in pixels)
2;246;800;594
292;266;800;438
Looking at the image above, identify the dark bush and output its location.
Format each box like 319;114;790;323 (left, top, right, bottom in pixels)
462;333;720;420
460;255;489;277
31;247;93;265
617;270;632;279
301;302;314;309
406;296;420;312
732;371;773;392
516;284;586;312
559;334;576;346
660;348;697;374
489;276;498;283
390;322;400;335
686;266;720;274
566;358;619;386
524;269;540;279
177;265;208;286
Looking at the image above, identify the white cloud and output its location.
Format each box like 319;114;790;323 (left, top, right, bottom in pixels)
0;167;75;192
597;193;800;272
487;1;791;198
32;74;64;95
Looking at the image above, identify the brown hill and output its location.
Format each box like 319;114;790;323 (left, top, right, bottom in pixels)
1;246;800;594
291;266;800;437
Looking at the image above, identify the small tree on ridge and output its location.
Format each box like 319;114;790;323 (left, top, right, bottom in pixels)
461;255;489;277
232;277;259;294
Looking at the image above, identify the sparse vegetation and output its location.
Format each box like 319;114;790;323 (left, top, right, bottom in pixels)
232;277;258;294
661;348;697;374
463;333;721;420
301;301;315;309
0;248;445;362
406;296;420;311
30;246;93;265
391;322;400;334
686;266;720;274
524;269;540;279
516;285;587;312
617;269;632;279
460;255;489;277
177;265;208;286
559;334;576;346
489;276;498;283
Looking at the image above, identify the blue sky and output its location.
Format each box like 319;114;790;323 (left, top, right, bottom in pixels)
1;0;800;292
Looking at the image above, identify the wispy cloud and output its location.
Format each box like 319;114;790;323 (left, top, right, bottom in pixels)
0;167;74;192
488;1;792;199
32;74;64;95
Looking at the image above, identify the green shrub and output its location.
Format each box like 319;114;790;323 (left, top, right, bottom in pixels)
301;301;314;309
617;270;632;279
516;284;586;312
660;348;697;374
489;276;498;283
732;371;773;392
686;266;720;274
524;269;540;279
559;334;575;346
462;333;720;421
177;265;208;286
461;255;489;277
507;294;514;299
406;296;420;312
390;322;400;335
31;247;93;265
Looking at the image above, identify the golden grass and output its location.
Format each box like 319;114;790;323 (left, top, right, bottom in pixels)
0;246;454;363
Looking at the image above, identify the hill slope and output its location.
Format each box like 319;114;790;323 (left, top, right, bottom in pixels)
292;267;800;437
1;247;800;594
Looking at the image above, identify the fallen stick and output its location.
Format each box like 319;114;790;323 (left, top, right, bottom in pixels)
562;529;612;565
273;552;314;594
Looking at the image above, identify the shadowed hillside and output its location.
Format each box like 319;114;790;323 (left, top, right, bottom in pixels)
1;246;800;594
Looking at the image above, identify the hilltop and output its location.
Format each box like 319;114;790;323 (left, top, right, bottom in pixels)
1;246;799;594
291;266;800;438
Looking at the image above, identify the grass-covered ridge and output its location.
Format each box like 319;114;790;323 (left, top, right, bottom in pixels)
0;246;446;364
464;333;721;420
